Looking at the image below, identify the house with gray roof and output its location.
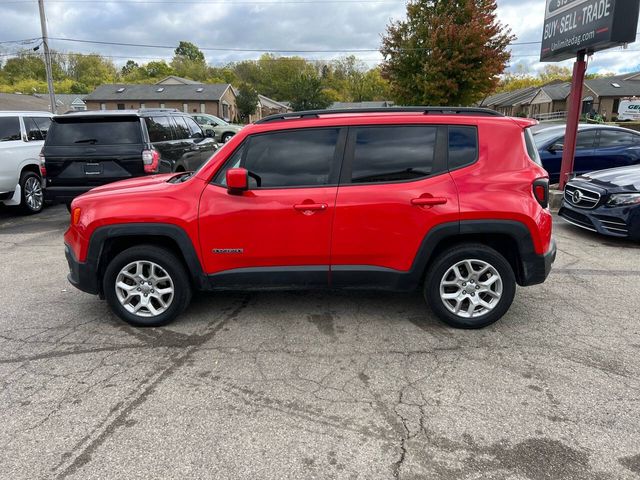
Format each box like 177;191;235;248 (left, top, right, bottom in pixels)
480;71;640;120
84;78;238;122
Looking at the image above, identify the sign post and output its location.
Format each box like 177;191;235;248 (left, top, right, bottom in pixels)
559;51;586;189
540;0;640;188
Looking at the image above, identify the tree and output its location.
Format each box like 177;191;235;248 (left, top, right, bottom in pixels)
380;0;514;106
66;53;117;89
174;41;205;63
236;83;259;121
121;60;139;76
145;60;173;79
289;72;331;111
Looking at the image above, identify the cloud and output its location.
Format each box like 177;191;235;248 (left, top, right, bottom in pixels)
0;0;638;74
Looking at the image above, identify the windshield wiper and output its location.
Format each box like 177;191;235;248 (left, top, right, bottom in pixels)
74;138;98;144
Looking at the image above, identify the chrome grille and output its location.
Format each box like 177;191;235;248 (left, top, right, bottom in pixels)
564;184;601;209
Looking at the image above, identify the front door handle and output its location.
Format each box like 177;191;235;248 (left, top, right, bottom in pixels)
293;203;327;212
411;197;448;206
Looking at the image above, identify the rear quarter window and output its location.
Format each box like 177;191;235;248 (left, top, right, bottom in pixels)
47;117;142;145
448;126;478;170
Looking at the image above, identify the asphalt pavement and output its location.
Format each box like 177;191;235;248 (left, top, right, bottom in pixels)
1;205;639;480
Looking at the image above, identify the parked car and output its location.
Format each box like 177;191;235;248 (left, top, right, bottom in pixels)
42;109;217;206
64;107;555;329
558;165;640;241
192;113;242;143
0;111;52;214
534;124;640;183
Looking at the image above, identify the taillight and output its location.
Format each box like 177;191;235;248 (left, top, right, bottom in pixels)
39;150;47;177
142;149;160;173
533;178;549;208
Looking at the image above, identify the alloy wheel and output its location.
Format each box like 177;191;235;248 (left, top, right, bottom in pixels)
115;260;175;317
439;259;503;318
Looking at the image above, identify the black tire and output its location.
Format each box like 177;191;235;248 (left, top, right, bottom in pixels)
424;243;516;329
221;132;234;143
19;171;44;215
103;245;192;327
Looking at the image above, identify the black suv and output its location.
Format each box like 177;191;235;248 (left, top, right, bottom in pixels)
42;109;217;205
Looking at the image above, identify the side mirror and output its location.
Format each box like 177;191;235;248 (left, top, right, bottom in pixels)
549;142;563;152
226;167;248;193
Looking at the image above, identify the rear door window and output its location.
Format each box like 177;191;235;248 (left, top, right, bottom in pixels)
598;129;639;147
145;116;174;142
24;117;45;141
348;126;437;183
0;117;21;142
47;118;142;145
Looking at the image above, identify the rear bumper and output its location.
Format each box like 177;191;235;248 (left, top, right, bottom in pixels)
519;238;556;286
45;186;94;204
65;243;99;294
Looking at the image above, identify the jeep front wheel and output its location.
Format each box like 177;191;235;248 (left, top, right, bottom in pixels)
103;246;192;327
424;244;516;329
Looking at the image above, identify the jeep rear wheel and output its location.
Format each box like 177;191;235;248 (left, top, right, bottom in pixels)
103;245;192;327
424;244;516;329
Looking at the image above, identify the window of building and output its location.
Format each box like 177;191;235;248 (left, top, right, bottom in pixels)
100;103;106;110
200;103;206;113
140;103;146;109
117;103;125;110
183;103;188;113
349;126;437;183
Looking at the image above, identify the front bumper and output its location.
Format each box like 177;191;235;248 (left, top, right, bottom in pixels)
65;243;99;295
558;200;640;240
519;238;556;286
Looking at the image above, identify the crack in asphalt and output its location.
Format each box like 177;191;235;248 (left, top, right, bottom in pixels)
49;296;250;479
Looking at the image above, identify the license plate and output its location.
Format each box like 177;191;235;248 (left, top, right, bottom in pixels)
84;163;102;175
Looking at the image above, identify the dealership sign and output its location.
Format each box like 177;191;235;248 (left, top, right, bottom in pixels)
540;0;640;62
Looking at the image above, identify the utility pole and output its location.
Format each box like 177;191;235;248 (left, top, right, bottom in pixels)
38;0;57;114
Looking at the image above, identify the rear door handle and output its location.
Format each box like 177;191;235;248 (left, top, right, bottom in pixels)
293;203;328;212
411;197;448;206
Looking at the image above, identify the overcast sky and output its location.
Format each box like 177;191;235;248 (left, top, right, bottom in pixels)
1;0;639;75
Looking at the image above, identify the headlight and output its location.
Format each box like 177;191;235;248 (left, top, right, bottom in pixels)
607;193;640;206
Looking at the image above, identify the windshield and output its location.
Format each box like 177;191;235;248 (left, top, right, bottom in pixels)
192;139;234;176
210;115;229;126
532;128;563;148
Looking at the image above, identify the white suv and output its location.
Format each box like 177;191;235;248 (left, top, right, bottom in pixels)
0;111;52;214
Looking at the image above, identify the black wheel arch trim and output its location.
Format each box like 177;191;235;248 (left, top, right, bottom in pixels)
85;223;207;293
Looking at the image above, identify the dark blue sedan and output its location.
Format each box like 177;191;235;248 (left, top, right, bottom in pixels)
559;165;640;241
533;125;640;184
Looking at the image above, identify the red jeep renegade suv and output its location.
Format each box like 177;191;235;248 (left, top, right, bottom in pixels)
64;107;555;329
